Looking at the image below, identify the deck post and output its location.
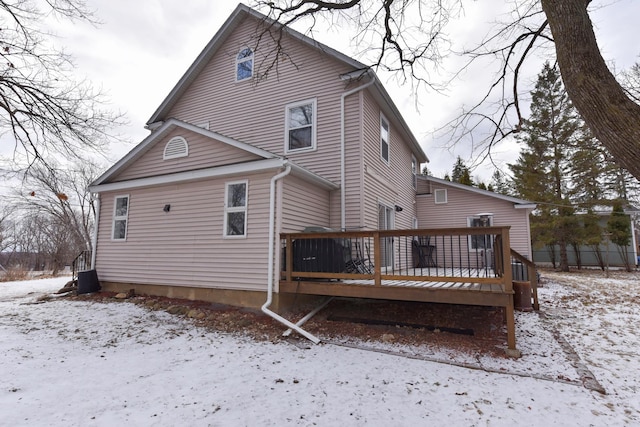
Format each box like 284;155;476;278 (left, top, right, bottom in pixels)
373;231;381;286
504;297;520;357
529;263;539;310
500;227;513;294
500;227;520;357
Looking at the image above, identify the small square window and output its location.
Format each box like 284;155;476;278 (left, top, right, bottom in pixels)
434;189;447;204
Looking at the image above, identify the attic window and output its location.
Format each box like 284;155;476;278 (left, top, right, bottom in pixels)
236;48;253;81
163;136;189;160
434;189;447;204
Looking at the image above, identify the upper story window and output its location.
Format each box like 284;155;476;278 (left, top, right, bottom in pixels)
224;180;248;237
163;136;189;160
411;155;418;189
236;48;253;82
434;188;447;204
112;195;130;240
380;114;390;165
285;98;317;153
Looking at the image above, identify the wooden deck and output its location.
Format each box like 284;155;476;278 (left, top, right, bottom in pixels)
279;227;538;356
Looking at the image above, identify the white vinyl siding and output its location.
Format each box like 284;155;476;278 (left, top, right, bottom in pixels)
285;98;317;153
416;184;533;258
224;180;248;237
166;18;357;184
95;173;273;292
112;195;129;240
114;128;263;182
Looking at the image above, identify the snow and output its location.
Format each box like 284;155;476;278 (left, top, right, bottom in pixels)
1;272;638;426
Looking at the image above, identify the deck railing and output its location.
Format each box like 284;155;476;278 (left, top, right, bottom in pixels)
280;226;515;292
510;249;540;310
72;250;92;281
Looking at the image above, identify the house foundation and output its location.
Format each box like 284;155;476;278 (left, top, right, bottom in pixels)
99;281;324;312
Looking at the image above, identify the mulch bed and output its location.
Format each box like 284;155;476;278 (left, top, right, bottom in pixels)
68;291;510;358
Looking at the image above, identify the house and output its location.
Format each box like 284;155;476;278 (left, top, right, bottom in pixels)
89;4;535;353
532;205;639;269
416;175;536;260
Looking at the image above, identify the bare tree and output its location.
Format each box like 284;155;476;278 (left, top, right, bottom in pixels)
15;159;101;253
253;0;640;181
0;0;122;168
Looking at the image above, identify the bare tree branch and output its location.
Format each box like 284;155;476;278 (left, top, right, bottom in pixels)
0;0;123;170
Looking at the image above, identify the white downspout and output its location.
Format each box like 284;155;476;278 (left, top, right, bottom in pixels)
341;72;375;230
262;163;321;344
90;193;100;270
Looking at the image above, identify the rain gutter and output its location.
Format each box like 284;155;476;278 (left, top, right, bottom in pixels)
90;193;100;269
261;163;321;344
340;70;375;230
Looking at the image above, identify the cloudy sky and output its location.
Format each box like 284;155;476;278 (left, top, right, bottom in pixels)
46;0;640;182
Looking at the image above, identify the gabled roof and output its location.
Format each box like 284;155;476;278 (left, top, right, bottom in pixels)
146;3;427;163
91;118;278;188
418;175;537;209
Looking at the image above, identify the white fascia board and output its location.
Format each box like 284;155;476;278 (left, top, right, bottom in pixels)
514;204;537;209
91;119;277;187
288;162;339;191
89;158;286;193
173;119;277;159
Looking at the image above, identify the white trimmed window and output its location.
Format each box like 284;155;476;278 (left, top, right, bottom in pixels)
112;195;130;240
163;136;189;160
236;48;253;81
224;180;248;237
380;114;390;165
411;155;418;189
285;98;317;153
434;189;447;204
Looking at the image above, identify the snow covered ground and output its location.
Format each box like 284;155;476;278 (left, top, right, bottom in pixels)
1;271;638;426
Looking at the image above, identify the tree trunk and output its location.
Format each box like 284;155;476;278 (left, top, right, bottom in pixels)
558;238;570;272
541;0;640;181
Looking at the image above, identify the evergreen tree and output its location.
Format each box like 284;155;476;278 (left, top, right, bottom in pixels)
489;170;511;195
509;62;579;271
582;209;604;270
451;156;474;186
607;202;632;271
568;125;609;207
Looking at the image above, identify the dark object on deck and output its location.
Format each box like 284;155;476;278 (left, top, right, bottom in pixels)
513;281;533;312
292;238;348;273
77;269;101;294
412;238;436;268
328;315;474;336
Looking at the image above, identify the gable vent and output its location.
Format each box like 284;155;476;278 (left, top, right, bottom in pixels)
163;136;189;160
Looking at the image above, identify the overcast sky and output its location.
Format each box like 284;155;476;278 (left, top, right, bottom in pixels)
47;0;640;182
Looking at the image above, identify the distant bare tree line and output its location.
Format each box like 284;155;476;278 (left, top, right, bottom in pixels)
0;159;100;276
